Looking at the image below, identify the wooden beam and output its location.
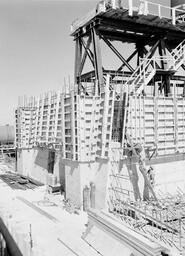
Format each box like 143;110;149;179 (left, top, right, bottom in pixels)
101;75;110;157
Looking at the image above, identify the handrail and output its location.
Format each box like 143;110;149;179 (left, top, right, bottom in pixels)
171;39;185;56
111;0;185;25
125;39;185;94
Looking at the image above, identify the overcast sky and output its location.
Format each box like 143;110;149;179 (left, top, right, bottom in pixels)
0;0;97;125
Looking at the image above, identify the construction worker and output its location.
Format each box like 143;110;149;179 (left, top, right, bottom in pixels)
125;133;157;201
147;166;155;186
143;166;155;201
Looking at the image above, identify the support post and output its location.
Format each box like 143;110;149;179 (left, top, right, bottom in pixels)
128;0;133;16
101;74;110;157
172;8;176;25
92;28;104;95
74;38;82;89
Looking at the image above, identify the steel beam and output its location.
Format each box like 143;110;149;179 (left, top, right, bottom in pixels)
101;36;134;73
91;28;104;95
74;38;82;85
79;35;92;75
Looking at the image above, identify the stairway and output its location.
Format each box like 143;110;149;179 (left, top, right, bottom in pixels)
126;39;185;95
128;58;156;94
171;39;185;70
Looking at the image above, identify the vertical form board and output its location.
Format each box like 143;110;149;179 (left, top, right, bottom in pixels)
63;93;77;160
99;89;115;158
39;95;44;141
61;93;65;157
127;95;145;145
74;94;79;161
54;91;61;148
78;95;85;161
88;97;97;161
173;91;178;152
154;96;158;147
76;95;82;161
177;98;185;152
126;95;185;155
158;97;175;155
70;91;79;160
68;89;115;161
29;108;36;146
101;75;110;157
46;92;52;143
78;95;100;161
105;90;115;157
63;94;70;159
34;97;40;144
70;91;76;161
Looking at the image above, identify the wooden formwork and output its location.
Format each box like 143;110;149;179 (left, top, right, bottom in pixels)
126;95;185;155
62;89;115;161
32;91;63;150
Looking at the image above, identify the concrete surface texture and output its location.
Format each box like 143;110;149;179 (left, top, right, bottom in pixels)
65;158;109;210
17;148;64;186
83;209;171;256
154;160;185;196
0;162;102;256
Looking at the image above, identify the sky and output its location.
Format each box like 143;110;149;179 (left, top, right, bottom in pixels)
0;0;97;125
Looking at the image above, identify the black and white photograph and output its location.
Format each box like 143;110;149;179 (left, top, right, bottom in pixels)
0;0;185;255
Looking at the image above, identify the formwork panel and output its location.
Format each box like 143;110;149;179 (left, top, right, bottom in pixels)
127;95;185;155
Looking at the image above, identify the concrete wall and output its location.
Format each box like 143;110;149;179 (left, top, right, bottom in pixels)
53;152;65;188
65;159;109;210
17;148;65;185
154;160;185;196
17;148;109;210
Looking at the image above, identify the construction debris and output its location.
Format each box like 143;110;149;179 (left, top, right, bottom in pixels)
0;172;43;190
63;199;80;215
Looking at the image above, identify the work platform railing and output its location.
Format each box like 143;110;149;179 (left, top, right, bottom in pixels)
108;0;185;25
71;0;185;33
